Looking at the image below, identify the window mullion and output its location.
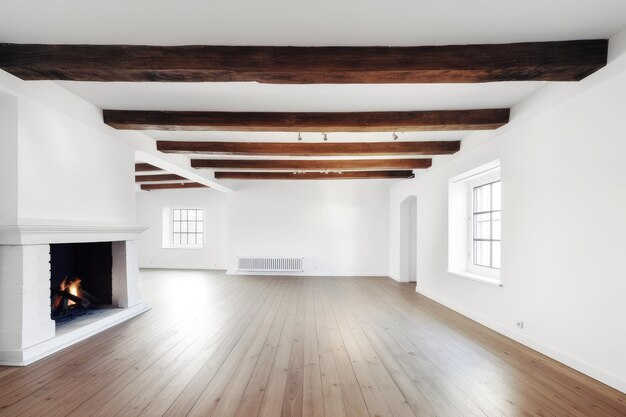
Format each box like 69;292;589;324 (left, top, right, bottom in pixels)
489;183;493;268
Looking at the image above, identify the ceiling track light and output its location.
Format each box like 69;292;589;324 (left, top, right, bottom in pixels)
392;132;398;140
322;132;328;141
297;132;302;141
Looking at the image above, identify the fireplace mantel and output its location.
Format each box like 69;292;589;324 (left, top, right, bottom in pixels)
0;229;149;365
0;221;148;245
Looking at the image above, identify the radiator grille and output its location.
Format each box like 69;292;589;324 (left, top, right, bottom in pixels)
237;257;304;272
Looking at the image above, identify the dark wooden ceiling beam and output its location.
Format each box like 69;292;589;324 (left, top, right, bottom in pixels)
191;158;431;170
135;163;163;172
215;171;414;180
0;40;607;83
135;174;187;182
104;109;509;132
158;141;460;156
140;182;208;191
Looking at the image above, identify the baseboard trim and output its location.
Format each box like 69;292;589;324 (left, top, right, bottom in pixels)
226;270;388;277
416;288;626;394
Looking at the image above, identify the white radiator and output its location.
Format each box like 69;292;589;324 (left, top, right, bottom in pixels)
237;257;304;272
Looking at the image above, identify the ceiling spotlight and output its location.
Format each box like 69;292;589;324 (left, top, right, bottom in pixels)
392;132;398;140
322;133;328;141
297;132;302;141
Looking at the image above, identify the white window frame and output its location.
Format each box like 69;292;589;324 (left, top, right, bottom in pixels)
162;208;205;249
448;161;502;286
466;174;501;279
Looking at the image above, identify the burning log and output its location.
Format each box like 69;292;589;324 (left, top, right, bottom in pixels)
51;289;91;309
51;276;102;321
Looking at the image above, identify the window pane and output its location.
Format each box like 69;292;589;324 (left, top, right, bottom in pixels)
492;211;501;240
492;181;501;211
492;241;501;269
170;209;206;247
474;241;491;267
474;184;491;213
474;213;491;240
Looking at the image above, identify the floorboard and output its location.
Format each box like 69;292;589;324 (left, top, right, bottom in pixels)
0;270;624;417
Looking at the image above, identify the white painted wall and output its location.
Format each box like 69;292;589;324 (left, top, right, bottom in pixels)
0;68;226;226
389;51;626;391
136;180;392;275
16;96;136;224
136;188;228;270
0;92;18;223
226;180;391;276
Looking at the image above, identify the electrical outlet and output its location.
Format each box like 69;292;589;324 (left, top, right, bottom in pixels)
516;321;524;329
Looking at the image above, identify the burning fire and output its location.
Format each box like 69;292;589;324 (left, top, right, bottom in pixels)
59;277;82;306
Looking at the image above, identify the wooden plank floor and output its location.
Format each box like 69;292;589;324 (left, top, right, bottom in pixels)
0;270;624;417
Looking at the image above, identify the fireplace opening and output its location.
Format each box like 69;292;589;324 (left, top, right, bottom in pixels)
50;242;113;323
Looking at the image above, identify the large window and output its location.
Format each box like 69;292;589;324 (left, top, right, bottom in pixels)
472;180;501;270
171;208;204;248
448;160;501;286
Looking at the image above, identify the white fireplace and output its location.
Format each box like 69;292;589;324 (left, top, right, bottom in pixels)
0;222;149;366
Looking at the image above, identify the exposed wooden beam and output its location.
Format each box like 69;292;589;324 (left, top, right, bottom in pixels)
104;109;509;132
214;171;415;180
135;163;163;172
158;141;460;156
140;182;209;191
0;40;608;83
135;174;187;182
191;158;431;171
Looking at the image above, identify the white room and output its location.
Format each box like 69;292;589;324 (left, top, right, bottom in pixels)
0;1;625;416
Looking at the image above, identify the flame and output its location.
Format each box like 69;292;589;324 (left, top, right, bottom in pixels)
60;277;81;306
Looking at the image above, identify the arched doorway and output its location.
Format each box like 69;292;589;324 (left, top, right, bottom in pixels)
399;195;417;283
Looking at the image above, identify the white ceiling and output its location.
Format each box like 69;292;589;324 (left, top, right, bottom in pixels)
57;82;544;113
57;81;544;145
1;0;626;46
52;80;543;148
3;0;626;176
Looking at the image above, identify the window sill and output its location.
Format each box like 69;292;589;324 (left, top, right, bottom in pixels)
447;270;502;287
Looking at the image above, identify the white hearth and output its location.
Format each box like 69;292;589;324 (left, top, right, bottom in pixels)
0;222;149;366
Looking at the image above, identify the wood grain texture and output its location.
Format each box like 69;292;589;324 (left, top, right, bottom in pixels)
135;174;187;182
135;163;163;172
191;158;432;171
0;41;608;83
158;141;461;156
103;109;509;132
140;182;208;190
0;271;624;417
214;171;415;180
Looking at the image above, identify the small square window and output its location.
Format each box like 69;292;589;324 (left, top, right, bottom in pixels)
167;208;205;248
